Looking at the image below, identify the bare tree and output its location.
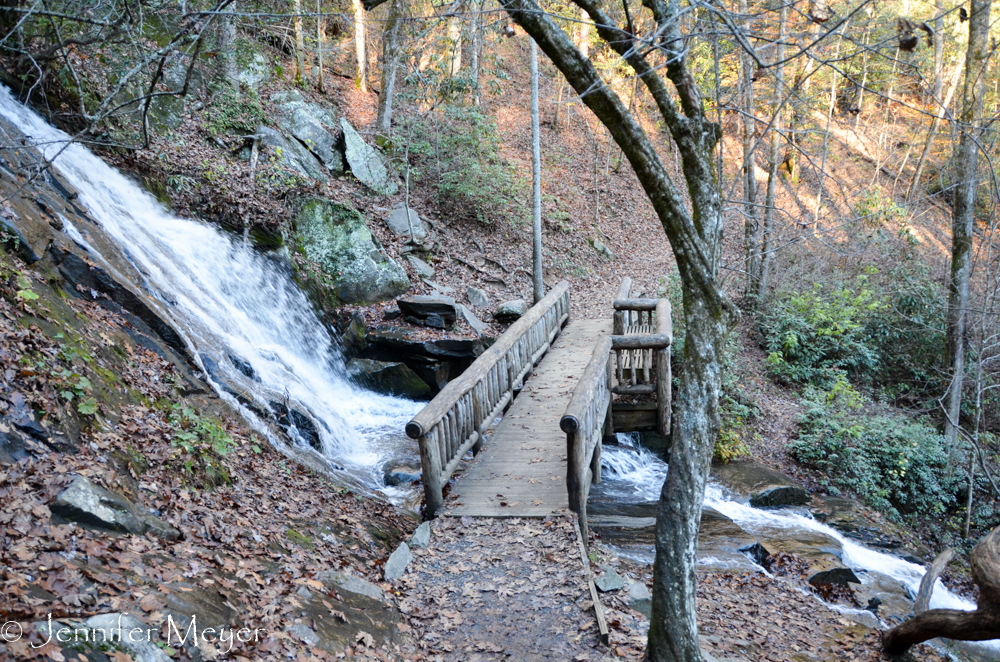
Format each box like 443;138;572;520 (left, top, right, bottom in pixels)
294;0;307;83
376;0;405;135
945;0;992;457
497;0;739;659
531;38;543;304
353;0;368;92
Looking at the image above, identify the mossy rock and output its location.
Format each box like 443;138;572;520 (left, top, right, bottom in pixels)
292;199;409;311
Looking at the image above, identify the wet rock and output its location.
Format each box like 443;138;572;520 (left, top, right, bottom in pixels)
52;247;189;360
385;204;426;240
340;119;398;195
270;402;322;450
397;296;458;329
757;528;860;586
227;353;259;381
410;521;431;549
804;557;861;586
0;199;54;263
295;578;402;654
51;475;179;539
316;570;386;603
595;565;625;592
347;358;433;400
467;286;489;308
458;304;488;336
256;125;330;182
495;299;529;323
625;581;652;618
338;313;367;358
406;254;435;279
384;542;413;580
383;461;421;486
711;460;809;508
292;199;409;309
365;326;483;360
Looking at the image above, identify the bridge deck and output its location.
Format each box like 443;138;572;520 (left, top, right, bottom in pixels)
443;318;612;518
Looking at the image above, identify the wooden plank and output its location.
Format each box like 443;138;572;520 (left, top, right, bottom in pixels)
574;514;610;646
444;319;611;518
613;298;659;311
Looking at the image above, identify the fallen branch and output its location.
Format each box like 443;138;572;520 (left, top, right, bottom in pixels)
883;527;1000;655
913;548;954;613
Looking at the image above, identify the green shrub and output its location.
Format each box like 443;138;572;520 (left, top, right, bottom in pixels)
761;272;882;387
403;107;525;228
790;395;961;522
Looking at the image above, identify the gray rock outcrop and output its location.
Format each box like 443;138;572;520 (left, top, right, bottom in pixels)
384;542;413;581
385;204;427;240
711;460;809;508
495;299;529;323
625;581;652;618
292;199;410;309
275;105;344;175
410;521;431;549
316;570;386;603
257;126;330;182
397;296;458;329
466;287;489;308
594;565;625;592
51;475;179;539
341;119;398;195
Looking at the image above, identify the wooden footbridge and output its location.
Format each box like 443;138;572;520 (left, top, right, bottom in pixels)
405;278;673;538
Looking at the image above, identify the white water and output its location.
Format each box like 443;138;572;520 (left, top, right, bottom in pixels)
598;436;1000;656
0;86;420;485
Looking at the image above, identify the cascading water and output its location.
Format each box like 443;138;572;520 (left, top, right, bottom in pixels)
0;85;421;488
597;436;1000;657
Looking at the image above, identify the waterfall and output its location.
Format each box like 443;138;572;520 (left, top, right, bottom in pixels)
0;85;420;486
598;437;1000;656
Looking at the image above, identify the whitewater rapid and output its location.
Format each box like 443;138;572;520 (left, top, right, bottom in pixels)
598;436;1000;657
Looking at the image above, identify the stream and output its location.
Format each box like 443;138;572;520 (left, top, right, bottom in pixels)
1;85;997;659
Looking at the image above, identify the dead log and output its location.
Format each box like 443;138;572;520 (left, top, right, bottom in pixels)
883;526;1000;655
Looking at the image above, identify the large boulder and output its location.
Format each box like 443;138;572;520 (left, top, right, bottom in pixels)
347;358;433;400
51;475;179;539
235;39;272;90
272;94;344;175
495;299;529;323
341;119;398;195
292;199;410;309
257;126;330;183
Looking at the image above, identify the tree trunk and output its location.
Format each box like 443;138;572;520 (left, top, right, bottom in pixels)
759;0;787;302
353;0;367;92
215;1;239;89
577;8;589;57
531;39;544;304
909;55;965;199
497;1;739;661
376;0;404;136
294;0;307;83
316;0;325;92
788;0;823;183
449;0;464;75
883;526;1000;654
470;0;482;105
934;0;945;99
812;17;850;227
945;0;992;455
739;0;759;296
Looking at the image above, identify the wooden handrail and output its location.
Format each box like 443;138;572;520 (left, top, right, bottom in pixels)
611;334;671;349
613;298;659;311
561;335;612;544
407;280;571;517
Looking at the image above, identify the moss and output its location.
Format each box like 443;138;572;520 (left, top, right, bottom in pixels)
286;528;315;549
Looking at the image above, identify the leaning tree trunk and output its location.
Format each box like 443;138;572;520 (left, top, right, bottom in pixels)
945;0;992;456
376;0;405;136
497;0;739;660
883;526;1000;653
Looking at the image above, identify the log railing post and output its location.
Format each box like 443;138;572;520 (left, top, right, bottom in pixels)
655;298;673;435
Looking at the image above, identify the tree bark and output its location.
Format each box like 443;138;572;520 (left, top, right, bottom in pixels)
759;0;787;302
497;1;739;660
909;56;965;199
294;0;307;83
470;0;483;105
883;527;1000;654
531;39;544;304
449;0;465;75
316;0;325;92
215;1;239;89
739;0;759;296
376;0;404;135
353;0;367;91
945;0;992;455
